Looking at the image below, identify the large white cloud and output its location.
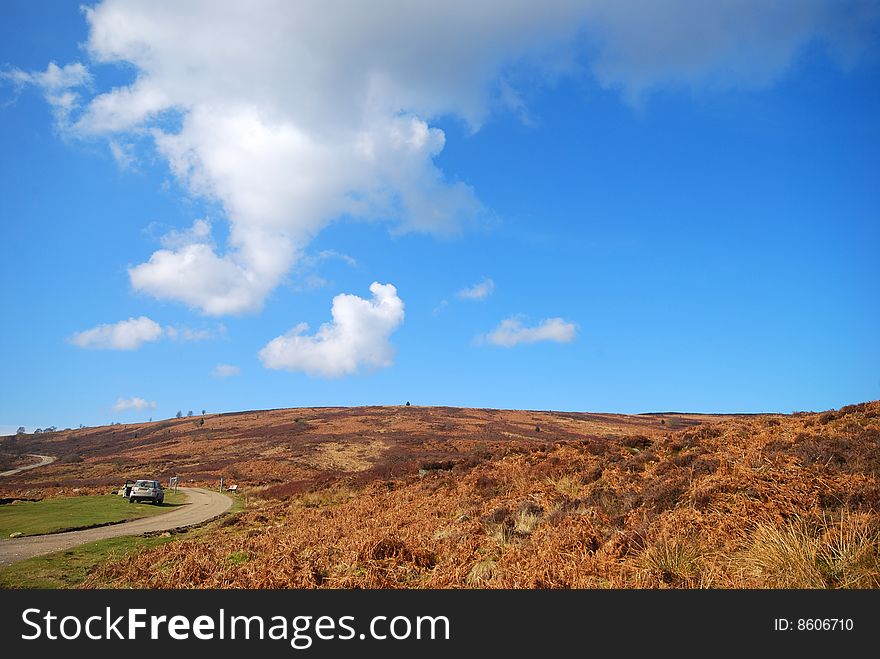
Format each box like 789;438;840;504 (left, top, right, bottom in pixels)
11;1;877;315
259;282;405;377
69;316;163;350
483;316;577;347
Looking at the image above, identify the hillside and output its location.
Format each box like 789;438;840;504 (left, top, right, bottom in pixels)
4;401;880;588
3;402;878;588
0;406;718;497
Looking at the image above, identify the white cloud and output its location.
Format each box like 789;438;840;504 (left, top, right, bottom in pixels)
158;218;213;250
312;250;358;268
69;316;222;350
292;249;358;292
69;316;163;350
1;61;91;127
113;396;157;411
164;322;225;342
294;274;331;293
482;316;576;347
16;1;877;314
457;277;495;301
259;282;404;377
109;140;136;169
212;363;240;378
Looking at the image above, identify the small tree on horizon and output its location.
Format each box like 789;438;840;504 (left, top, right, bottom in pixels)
16;426;26;435
176;410;183;419
187;410;193;417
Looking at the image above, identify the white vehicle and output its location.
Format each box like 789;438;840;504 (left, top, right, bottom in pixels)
129;479;165;504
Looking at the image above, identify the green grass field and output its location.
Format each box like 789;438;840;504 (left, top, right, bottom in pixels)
0;491;186;538
0;534;177;588
0;492;244;589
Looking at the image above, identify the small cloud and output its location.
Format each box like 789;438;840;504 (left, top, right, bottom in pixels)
498;79;534;126
113;397;157;412
432;299;449;315
1;61;91;128
165;323;226;342
315;250;358;268
212;364;241;378
456;277;495;301
69;316;163;350
259;282;404;377
293;274;331;292
109;140;136;170
293;250;358;292
480;316;576;347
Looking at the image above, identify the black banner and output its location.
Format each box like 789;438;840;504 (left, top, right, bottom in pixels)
0;589;874;657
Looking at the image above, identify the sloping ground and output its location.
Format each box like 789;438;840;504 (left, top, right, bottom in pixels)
0;406;714;498
83;402;880;589
0;452;44;473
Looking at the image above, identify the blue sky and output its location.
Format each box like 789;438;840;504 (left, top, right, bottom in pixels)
1;1;879;432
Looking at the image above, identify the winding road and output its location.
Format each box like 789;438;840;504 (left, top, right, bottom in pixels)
0;454;56;478
0;488;232;566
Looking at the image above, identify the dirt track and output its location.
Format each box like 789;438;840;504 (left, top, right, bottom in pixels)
0;454;56;478
0;487;231;566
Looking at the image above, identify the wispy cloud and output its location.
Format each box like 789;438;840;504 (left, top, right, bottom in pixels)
165;323;226;342
1;61;91;128
212;364;241;378
109;140;136;170
480;316;576;347
313;250;358;268
456;277;495;301
113;396;157;412
293;250;359;292
158;218;214;250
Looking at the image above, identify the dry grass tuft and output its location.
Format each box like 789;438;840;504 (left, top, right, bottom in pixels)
741;517;826;588
638;539;705;588
739;511;880;588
